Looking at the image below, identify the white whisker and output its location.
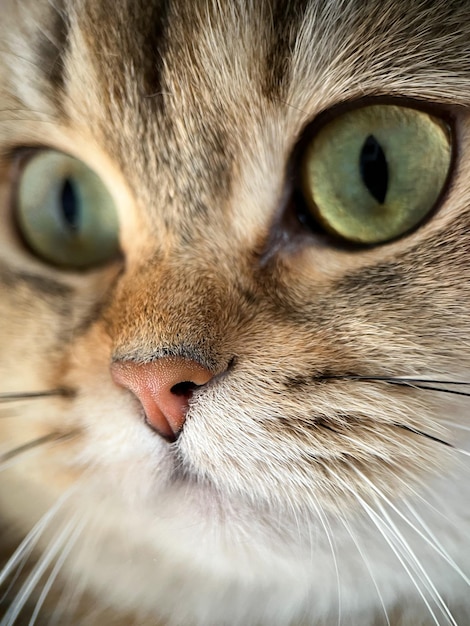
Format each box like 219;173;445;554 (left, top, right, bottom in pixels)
362;501;442;625
392;474;466;533
1;515;79;626
28;516;85;626
47;567;87;626
451;447;470;458
360;497;441;625
328;469;442;625
282;489;304;555
373;497;458;626
0;489;74;589
352;467;459;625
440;421;470;433
306;487;342;626
339;514;391;626
353;469;470;586
403;499;470;586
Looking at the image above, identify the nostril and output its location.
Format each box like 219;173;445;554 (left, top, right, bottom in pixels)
170;381;199;399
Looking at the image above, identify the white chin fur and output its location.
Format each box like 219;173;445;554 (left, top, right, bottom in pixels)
53;459;470;626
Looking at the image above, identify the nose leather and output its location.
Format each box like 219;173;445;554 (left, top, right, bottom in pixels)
111;357;214;439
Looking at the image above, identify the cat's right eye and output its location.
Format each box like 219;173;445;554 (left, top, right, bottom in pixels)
13;150;120;269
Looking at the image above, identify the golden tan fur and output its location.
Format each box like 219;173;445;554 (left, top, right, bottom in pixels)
1;1;470;624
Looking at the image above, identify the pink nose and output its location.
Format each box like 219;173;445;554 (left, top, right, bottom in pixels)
110;357;214;440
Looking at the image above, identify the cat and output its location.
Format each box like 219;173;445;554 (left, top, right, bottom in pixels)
1;0;470;624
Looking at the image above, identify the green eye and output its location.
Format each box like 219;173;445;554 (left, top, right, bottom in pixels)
15;151;120;268
301;104;452;244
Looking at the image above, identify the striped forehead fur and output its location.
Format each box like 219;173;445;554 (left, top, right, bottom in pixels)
37;0;470;109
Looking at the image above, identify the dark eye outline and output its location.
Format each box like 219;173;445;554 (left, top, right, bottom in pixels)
8;147;123;271
289;96;459;250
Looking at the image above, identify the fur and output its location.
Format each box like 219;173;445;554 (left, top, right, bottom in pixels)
1;1;470;624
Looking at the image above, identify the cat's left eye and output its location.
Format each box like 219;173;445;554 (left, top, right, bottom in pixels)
14;150;120;269
300;104;453;245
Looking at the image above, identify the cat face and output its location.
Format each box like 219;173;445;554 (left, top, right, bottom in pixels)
1;1;470;624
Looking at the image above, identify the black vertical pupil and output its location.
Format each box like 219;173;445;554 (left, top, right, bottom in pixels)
61;178;80;230
359;135;388;204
